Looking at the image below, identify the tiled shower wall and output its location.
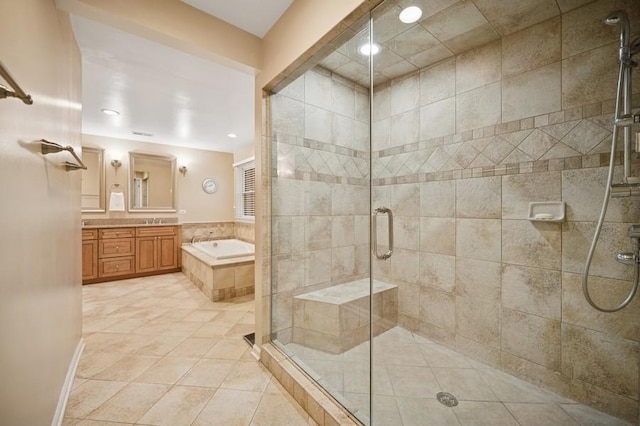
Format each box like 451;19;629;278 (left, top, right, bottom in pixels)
270;67;371;344
371;0;640;421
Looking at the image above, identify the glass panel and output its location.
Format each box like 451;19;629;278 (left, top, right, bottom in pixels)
367;0;638;424
269;14;373;424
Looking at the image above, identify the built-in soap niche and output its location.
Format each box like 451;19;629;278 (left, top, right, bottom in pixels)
527;202;565;222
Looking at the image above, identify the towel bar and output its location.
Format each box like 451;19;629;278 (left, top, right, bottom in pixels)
0;59;32;105
40;139;87;171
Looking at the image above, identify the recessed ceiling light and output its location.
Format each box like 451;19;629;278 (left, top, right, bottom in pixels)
359;43;380;56
101;108;120;116
399;6;422;23
227;133;238;138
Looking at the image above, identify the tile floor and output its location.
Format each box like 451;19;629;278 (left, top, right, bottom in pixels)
63;273;314;426
282;327;633;425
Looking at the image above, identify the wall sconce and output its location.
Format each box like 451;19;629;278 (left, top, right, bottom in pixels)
111;159;122;171
178;165;188;176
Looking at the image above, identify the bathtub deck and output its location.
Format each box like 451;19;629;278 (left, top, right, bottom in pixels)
181;244;255;302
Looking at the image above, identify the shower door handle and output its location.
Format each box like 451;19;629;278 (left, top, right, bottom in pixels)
372;207;393;260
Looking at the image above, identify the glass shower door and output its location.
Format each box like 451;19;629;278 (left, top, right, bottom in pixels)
269;13;374;424
369;2;457;424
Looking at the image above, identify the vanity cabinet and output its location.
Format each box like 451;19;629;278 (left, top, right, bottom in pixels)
82;225;181;284
98;227;135;278
82;229;98;280
136;226;179;273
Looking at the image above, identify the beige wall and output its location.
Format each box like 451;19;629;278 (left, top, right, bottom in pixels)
0;1;83;424
233;145;255;163
56;0;261;74
82;134;235;223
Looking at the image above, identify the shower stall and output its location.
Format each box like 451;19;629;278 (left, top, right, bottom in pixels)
267;0;640;424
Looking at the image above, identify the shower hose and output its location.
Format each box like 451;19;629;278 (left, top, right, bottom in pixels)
582;63;640;313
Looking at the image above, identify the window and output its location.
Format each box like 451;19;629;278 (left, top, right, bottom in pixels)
234;157;255;220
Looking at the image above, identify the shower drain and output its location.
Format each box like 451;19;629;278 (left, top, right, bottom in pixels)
436;392;459;407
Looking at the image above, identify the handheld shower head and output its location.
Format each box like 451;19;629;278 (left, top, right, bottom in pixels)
605;10;631;48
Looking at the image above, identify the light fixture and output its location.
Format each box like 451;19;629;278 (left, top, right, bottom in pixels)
399;6;422;23
359;43;380;56
178;165;188;176
227;133;238;138
101;108;120;116
111;159;122;170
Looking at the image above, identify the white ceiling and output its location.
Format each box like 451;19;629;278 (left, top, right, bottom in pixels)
181;0;293;38
72;1;293;153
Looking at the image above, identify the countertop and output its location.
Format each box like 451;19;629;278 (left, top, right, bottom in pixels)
82;223;181;229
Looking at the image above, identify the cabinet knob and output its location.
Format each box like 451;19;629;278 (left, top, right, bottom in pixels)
115;265;119;269
116;246;119;250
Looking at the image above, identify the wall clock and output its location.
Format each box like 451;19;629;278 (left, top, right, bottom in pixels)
202;178;218;194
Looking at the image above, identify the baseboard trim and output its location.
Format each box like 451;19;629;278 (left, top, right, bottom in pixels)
51;338;84;426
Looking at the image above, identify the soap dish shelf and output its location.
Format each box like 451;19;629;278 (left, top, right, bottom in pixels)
527;202;565;222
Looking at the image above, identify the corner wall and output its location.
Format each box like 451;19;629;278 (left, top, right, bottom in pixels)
0;1;83;424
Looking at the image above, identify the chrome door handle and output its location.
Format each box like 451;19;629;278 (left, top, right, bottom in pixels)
372;207;393;260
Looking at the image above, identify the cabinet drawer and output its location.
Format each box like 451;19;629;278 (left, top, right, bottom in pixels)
82;229;98;240
99;238;135;258
99;228;136;239
136;226;177;237
99;256;135;277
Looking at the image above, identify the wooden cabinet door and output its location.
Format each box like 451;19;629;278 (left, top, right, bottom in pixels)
157;235;178;270
82;240;98;280
136;236;158;273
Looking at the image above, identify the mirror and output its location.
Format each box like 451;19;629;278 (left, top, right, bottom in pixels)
81;147;105;212
128;152;176;212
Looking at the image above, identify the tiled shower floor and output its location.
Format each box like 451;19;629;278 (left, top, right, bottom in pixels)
283;327;632;425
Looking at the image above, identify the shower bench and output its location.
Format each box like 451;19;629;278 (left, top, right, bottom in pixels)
292;279;397;354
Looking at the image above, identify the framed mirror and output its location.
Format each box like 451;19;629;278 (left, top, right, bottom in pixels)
128;152;177;212
81;147;105;212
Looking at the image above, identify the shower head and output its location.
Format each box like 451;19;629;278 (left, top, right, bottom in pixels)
604;11;625;25
605;10;631;48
